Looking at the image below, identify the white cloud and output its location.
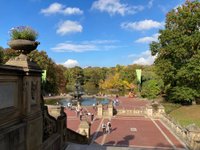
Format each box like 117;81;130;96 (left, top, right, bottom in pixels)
56;20;83;35
121;19;163;31
52;42;97;52
148;0;154;8
135;33;160;43
52;40;120;52
62;59;79;68
91;0;144;16
128;54;137;58
82;40;118;44
132;50;156;65
40;2;83;16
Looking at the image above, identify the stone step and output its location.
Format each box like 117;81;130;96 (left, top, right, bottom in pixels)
65;143;152;150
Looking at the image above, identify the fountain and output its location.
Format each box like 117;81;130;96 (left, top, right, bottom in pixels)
70;82;84;100
69;75;84;106
57;75;109;107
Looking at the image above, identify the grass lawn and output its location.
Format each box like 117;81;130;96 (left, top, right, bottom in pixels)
168;105;200;127
44;99;59;105
162;102;181;114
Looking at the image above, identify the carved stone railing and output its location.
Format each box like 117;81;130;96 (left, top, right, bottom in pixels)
160;114;200;150
46;105;61;118
66;128;88;144
41;133;61;150
41;96;67;149
45;104;89;146
41;96;58;141
116;107;145;116
97;102;113;118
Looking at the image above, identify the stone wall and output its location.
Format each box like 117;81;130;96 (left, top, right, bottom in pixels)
116;108;145;116
0;63;69;150
46;105;61;118
97;102;113;118
0;65;43;150
160;114;200;150
66;128;88;144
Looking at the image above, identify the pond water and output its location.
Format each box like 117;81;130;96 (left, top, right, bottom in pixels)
46;97;109;106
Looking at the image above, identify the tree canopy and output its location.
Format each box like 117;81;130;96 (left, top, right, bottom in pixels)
150;0;200;103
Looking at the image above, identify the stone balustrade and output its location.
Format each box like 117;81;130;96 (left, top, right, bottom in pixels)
117;108;145;116
160;114;200;150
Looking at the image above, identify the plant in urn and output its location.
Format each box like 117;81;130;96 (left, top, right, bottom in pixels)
8;26;40;54
6;26;40;68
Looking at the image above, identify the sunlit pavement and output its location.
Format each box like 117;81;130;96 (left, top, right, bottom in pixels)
65;97;187;150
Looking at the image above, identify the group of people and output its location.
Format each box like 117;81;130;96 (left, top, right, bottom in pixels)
102;121;112;134
128;91;135;98
75;107;94;121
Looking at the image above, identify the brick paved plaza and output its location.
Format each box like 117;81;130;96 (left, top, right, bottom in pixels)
65;97;187;150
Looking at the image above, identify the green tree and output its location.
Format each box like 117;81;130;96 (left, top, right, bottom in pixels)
120;64;142;83
150;0;200;103
55;65;67;93
64;66;84;93
83;67;108;94
2;48;18;63
0;47;4;64
28;50;59;95
140;66;164;99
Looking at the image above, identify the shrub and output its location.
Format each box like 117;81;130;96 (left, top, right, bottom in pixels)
141;79;163;99
9;26;38;41
167;86;198;104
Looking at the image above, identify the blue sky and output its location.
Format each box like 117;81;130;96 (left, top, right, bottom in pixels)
0;0;185;68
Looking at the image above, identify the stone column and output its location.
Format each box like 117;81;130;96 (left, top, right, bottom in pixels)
108;102;113;117
78;120;91;138
158;105;165;114
146;105;153;117
5;52;43;150
97;104;103;118
192;134;200;150
22;71;43;150
186;125;200;150
57;106;67;149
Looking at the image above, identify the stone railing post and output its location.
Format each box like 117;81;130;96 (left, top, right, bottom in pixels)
156;105;165;118
158;105;165;113
192;134;200;150
146;105;153;117
186;125;200;150
78;120;91;139
57;106;67;148
97;104;103;118
108;102;113;117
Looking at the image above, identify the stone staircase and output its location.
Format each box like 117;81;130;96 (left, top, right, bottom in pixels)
65;143;151;150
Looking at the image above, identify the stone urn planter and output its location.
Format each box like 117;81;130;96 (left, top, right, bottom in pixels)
8;39;40;54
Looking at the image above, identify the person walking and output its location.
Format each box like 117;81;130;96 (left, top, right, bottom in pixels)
91;113;94;121
79;111;83;121
106;121;111;134
93;103;96;109
102;123;106;134
76;107;80;117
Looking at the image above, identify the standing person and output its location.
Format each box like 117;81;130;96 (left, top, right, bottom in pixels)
79;111;82;121
76;107;80;117
115;95;119;106
113;99;116;108
107;121;111;133
106;123;110;134
93;103;96;109
102;123;106;134
91;113;94;121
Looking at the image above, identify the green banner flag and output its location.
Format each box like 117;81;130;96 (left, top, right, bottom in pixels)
42;70;47;82
136;69;142;83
